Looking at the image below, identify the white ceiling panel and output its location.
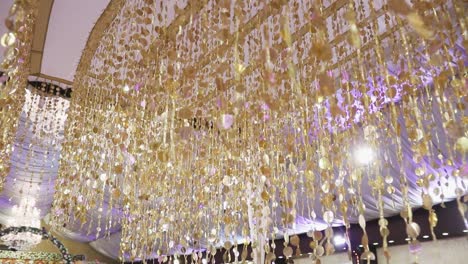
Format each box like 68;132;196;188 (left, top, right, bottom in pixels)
41;0;110;82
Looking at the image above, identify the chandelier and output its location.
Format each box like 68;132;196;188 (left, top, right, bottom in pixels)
1;197;42;251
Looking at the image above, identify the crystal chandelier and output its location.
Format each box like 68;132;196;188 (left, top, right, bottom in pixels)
1;197;42;251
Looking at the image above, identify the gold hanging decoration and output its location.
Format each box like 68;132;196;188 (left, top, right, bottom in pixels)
49;0;466;261
0;0;40;190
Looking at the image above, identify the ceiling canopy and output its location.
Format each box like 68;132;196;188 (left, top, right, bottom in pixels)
0;0;466;262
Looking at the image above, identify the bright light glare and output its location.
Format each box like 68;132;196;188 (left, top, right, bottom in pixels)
333;235;346;245
354;145;374;165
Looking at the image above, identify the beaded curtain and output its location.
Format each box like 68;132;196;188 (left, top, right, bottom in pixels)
51;0;466;262
0;0;40;190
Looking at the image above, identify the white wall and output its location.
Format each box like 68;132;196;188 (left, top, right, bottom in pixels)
377;237;468;264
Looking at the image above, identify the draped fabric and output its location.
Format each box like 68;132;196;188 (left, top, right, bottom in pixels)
0;88;68;218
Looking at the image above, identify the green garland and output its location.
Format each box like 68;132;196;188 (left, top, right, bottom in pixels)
0;227;72;264
0;251;63;261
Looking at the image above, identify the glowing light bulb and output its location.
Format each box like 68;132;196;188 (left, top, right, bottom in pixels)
354;145;374;165
333;235;346;245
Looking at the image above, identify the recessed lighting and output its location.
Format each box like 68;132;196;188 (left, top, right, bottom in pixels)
333;235;346;245
388;240;394;243
373;242;378;246
278;256;283;259
442;232;449;236
423;235;429;239
359;245;363;248
405;238;410;241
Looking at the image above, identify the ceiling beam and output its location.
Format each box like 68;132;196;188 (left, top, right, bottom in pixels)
30;72;73;85
30;0;54;75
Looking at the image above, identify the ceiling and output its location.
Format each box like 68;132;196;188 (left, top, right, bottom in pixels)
0;0;110;83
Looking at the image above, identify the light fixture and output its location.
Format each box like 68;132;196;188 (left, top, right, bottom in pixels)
359;245;363;248
278;256;284;259
333;235;346;245
354;145;374;165
388;240;394;244
442;232;449;236
405;238;410;241
422;235;429;239
464;230;468;233
373;242;378;246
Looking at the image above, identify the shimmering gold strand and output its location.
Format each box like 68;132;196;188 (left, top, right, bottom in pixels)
47;0;467;262
0;0;39;190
